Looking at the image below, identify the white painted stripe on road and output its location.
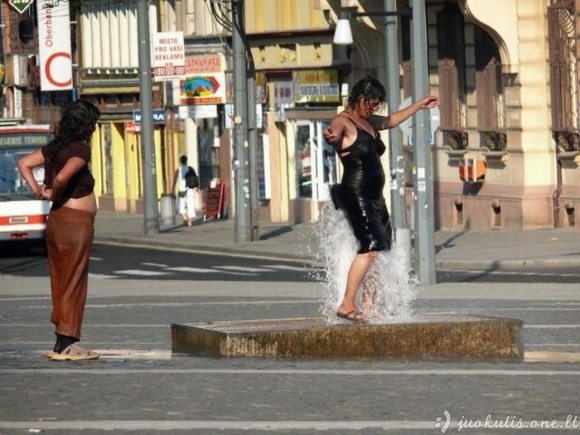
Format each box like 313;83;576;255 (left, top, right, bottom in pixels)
89;273;119;280
165;266;255;275
215;265;269;273
115;270;170;276
440;269;580;278
165;266;213;273
0;421;468;432
2;420;578;431
459;308;580;311
24;300;314;309
266;264;316;272
2;368;580;376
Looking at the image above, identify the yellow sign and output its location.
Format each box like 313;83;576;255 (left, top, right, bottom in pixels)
293;70;340;103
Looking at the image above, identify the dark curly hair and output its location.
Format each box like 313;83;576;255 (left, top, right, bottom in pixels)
347;76;386;110
46;100;101;160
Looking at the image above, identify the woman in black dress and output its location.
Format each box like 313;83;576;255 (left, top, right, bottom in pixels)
323;77;438;322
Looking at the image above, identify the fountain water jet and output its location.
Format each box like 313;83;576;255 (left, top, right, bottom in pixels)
315;202;418;324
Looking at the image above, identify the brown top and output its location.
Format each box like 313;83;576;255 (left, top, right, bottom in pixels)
41;140;95;201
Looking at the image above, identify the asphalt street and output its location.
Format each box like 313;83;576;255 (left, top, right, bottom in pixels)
1;242;580;434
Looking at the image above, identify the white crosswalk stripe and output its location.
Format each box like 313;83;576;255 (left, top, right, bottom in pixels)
215;265;269;273
115;270;170;276
99;261;312;278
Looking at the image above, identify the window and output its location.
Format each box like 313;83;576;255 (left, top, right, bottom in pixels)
437;2;468;149
295;120;339;201
548;0;580;151
475;26;506;151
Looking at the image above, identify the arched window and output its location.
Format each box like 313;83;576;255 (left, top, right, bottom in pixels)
548;0;580;151
475;26;506;151
437;2;467;149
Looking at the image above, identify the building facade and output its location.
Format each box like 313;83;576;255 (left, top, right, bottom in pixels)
2;0;580;231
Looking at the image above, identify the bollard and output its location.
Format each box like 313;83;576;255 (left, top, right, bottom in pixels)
160;194;175;226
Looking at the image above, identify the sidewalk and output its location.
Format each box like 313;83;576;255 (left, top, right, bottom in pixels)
94;210;580;269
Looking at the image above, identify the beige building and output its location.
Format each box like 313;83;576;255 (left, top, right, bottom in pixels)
237;0;580;230
179;0;580;230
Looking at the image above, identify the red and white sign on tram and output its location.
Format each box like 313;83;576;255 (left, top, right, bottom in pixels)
37;0;73;91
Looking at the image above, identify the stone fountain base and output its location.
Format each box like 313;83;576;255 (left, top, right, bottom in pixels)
171;315;523;361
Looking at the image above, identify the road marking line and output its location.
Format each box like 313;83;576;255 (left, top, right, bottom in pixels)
0;421;476;431
165;266;256;275
2;368;580;375
214;265;270;273
115;270;170;276
266;265;317;271
23;300;315;309
439;269;580;278
89;273;119;280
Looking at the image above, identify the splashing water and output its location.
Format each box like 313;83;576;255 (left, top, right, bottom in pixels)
315;202;419;324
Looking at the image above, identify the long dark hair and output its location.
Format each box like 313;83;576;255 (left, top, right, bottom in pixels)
46;100;101;160
346;76;386;110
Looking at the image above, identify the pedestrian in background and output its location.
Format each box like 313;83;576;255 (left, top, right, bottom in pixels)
17;100;101;360
172;155;198;226
324;76;438;323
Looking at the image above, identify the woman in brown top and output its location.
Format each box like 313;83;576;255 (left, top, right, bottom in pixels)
18;100;101;360
324;77;438;323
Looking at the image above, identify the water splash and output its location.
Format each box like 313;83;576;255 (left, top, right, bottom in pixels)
315;202;418;324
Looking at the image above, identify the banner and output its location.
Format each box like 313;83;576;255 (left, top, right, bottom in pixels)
37;1;73;91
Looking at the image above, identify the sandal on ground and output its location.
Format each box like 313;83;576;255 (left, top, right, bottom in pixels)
49;343;99;361
336;309;368;323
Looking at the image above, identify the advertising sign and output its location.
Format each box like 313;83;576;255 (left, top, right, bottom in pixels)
293;70;339;104
273;81;293;122
133;109;166;125
153;31;186;82
180;55;226;105
37;0;73;91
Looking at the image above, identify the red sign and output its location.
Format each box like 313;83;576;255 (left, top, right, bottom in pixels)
125;123;141;134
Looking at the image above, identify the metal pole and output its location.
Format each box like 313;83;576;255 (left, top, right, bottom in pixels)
410;0;436;284
247;59;260;242
232;0;251;243
384;0;406;232
137;0;159;235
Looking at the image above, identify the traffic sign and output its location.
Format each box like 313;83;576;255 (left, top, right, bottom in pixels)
8;0;34;14
397;96;440;140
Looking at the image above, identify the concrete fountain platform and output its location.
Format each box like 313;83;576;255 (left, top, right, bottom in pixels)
171;315;524;361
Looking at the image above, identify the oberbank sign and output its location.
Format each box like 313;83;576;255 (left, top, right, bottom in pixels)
37;1;73;91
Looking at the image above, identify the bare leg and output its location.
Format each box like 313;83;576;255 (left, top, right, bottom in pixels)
337;251;378;316
360;275;377;313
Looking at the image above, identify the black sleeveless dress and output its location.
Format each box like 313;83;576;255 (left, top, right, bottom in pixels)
330;119;392;254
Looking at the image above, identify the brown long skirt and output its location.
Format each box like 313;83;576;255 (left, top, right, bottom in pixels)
45;206;95;340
